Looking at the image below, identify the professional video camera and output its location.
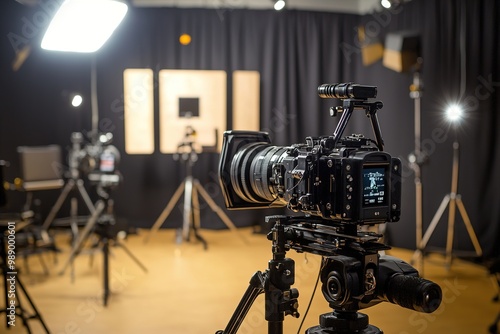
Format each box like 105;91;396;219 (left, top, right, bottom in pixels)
217;83;441;334
68;132;121;189
219;83;400;225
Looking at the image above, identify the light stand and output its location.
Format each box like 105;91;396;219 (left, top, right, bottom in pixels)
408;60;427;272
413;119;482;269
145;129;246;246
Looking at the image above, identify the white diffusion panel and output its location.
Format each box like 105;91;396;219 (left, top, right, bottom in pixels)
159;70;226;153
232;70;260;131
123;68;154;154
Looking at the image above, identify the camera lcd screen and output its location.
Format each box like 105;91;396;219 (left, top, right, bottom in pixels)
362;166;387;207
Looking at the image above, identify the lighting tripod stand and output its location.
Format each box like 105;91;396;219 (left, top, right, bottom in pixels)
412;137;482;268
58;174;147;306
145;129;245;247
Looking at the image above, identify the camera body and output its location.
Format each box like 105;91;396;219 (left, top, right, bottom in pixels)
219;131;401;225
280;135;401;224
218;83;401;225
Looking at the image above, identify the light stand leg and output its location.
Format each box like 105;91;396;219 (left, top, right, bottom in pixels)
144;181;185;243
41;179;75;231
456;197;483;256
445;194;457;268
412;140;482;271
190;181;208;249
114;241;148;273
183;176;193;241
76;179;96;215
194;180;248;245
59;200;106;275
409;65;425;273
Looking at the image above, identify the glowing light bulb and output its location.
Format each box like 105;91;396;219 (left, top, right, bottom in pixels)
274;0;285;11
446;104;463;122
71;94;83;107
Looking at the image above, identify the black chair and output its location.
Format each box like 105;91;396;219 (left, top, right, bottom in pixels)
1;149;62;275
17;145;65;212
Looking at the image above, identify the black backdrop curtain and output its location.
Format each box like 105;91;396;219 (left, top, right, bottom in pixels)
1;0;499;258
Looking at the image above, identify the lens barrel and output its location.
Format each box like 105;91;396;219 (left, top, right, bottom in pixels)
229;142;288;205
385;274;442;313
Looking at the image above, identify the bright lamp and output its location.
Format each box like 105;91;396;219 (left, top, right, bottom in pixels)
41;0;128;53
446;104;463;122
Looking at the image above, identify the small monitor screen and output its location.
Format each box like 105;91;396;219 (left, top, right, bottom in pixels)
362;166;386;206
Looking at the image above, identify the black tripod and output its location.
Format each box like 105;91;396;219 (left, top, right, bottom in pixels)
0;222;50;333
217;216;442;334
58;177;147;306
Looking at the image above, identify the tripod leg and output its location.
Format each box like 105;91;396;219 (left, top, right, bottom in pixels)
183;177;193;241
15;276;51;333
2;265;8;329
421;195;451;249
190;185;208;249
217;271;266;334
41;179;74;231
194;180;248;244
76;179;96;214
456;196;483;257
411;195;450;271
115;241;148;273
103;236;109;307
145;181;185;243
445;196;457;268
59;200;106;275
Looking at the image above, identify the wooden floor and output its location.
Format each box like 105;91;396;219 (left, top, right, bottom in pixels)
1;227;498;334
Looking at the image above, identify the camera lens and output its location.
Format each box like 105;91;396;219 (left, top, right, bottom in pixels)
229;143;288;205
385;274;442;313
325;274;343;301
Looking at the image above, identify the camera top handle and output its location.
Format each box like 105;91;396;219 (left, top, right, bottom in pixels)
318;83;385;151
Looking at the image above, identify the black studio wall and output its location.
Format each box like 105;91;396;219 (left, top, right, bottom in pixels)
1;0;499;258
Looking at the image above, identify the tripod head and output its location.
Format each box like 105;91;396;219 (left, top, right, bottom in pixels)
266;216;442;334
173;125;200;166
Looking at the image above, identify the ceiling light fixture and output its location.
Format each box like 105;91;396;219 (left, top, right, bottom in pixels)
274;0;285;11
381;0;392;9
41;0;128;53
